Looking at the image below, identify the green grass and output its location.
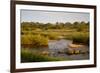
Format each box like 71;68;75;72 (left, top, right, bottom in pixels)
21;49;70;62
21;22;89;49
72;32;89;45
64;32;89;45
21;30;89;47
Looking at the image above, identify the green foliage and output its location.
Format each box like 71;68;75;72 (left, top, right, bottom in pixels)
47;33;59;40
21;35;33;44
21;21;89;47
21;21;89;62
64;32;89;45
21;49;68;62
21;34;48;47
72;33;89;45
21;21;89;31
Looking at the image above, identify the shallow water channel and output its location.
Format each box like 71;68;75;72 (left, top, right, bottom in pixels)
48;39;89;60
28;39;89;61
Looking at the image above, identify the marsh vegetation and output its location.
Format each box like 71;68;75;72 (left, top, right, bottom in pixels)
21;21;89;62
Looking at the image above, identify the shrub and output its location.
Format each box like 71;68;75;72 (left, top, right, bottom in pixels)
21;35;33;44
72;33;89;45
64;32;89;45
47;33;58;40
21;34;48;48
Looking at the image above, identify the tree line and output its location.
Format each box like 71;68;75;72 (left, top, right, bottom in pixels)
21;21;89;32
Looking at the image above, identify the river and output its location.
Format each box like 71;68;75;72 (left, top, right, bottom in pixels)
48;39;89;60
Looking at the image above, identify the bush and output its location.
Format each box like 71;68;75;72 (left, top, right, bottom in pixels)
21;35;33;44
72;33;89;45
21;34;48;48
64;32;89;45
47;33;59;40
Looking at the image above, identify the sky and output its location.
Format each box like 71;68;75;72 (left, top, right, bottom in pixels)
21;10;90;23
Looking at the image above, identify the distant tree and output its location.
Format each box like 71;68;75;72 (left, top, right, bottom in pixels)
73;21;80;29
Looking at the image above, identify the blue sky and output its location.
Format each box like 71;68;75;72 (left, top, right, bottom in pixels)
21;10;90;23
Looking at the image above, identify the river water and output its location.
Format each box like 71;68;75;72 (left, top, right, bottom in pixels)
48;39;89;60
27;39;89;61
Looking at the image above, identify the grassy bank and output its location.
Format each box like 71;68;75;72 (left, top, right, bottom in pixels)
21;49;70;62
